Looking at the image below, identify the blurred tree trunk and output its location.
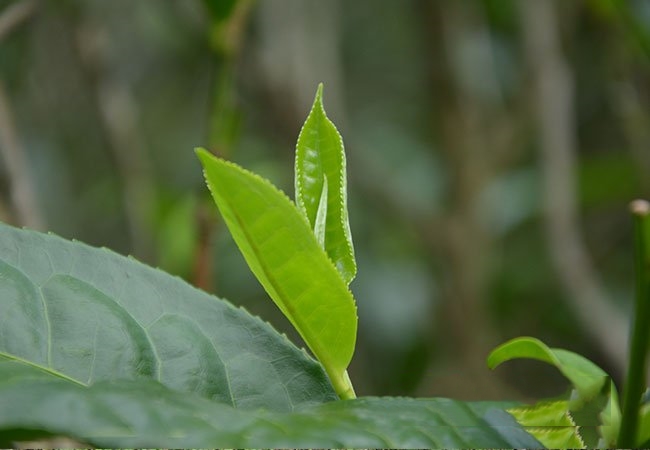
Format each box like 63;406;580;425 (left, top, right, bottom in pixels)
419;0;523;400
520;0;628;377
0;1;43;230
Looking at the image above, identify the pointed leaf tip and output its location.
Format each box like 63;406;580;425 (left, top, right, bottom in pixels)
195;147;213;164
199;151;357;398
295;84;357;285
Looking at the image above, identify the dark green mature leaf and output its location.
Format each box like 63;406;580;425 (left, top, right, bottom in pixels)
295;84;356;285
0;359;542;448
197;149;357;399
0;221;336;411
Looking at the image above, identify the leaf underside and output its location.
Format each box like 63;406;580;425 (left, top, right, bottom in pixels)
488;336;621;447
197;149;357;394
0;359;542;448
488;336;609;405
0;221;337;412
295;83;356;285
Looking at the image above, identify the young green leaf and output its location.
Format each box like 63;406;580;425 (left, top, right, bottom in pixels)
507;401;585;449
295;84;356;285
488;336;610;407
197;148;357;399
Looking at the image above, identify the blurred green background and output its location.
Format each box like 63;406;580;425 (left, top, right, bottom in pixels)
0;0;648;401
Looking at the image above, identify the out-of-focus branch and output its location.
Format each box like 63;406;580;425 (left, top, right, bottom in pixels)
73;20;156;261
0;0;43;230
434;1;519;400
0;0;37;42
0;78;44;229
614;83;650;192
521;0;628;374
96;80;155;260
414;1;525;401
199;0;255;291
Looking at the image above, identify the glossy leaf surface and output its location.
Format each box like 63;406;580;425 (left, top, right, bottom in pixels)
197;149;357;398
295;84;356;284
0;222;336;411
0;359;541;448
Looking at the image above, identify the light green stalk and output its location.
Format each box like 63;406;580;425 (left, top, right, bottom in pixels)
618;199;650;448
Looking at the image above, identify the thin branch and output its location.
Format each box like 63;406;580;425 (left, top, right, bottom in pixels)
0;0;38;42
72;16;156;261
0;0;43;229
520;0;628;374
95;80;155;260
0;79;44;229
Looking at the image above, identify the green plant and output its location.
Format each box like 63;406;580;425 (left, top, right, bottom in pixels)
0;84;647;449
485;199;650;449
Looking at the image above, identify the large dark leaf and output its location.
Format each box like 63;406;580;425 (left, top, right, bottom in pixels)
0;359;542;448
0;222;336;411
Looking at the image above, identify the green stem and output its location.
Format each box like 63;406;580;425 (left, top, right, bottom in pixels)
619;199;650;448
334;370;357;400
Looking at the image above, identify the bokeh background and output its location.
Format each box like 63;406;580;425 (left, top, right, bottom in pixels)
1;0;649;401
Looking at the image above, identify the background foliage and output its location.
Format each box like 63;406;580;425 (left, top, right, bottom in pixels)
0;0;649;402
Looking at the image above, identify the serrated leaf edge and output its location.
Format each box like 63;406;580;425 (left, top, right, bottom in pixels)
1;221;336;409
197;149;357;396
294;83;356;285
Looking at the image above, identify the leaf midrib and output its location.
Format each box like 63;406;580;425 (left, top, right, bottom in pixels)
0;351;86;386
218;187;338;384
312;102;355;283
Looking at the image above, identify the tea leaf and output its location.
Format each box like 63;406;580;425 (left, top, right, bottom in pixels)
0;362;541;449
295;84;356;285
488;336;609;406
0;221;336;412
197;149;357;398
507;401;585;449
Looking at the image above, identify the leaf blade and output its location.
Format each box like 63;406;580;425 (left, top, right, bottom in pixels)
507;401;585;449
197;149;357;398
295;83;356;284
0;360;542;449
490;338;627;447
488;336;609;405
0;221;336;411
